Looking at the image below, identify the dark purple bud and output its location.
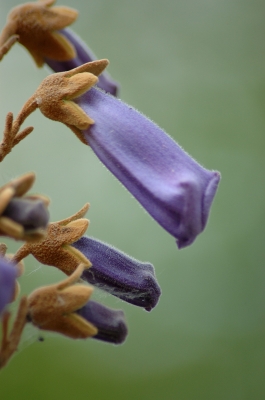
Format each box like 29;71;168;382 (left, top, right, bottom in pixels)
0;257;17;315
77;300;128;344
72;236;161;311
45;28;119;97
3;198;49;231
75;88;220;248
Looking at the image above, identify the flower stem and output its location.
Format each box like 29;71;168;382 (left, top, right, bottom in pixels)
0;96;37;162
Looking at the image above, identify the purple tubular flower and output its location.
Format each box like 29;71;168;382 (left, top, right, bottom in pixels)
45;28;119;97
0;257;16;315
3;198;49;231
77;300;128;344
72;236;161;312
74;88;220;249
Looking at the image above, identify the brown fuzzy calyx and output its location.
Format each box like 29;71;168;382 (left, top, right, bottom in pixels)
27;263;97;339
12;203;92;276
33;59;109;143
0;0;78;66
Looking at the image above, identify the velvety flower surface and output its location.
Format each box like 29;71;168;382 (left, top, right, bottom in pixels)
45;28;119;96
3;198;49;231
0;257;17;315
77;300;128;344
74;88;220;249
72;236;161;312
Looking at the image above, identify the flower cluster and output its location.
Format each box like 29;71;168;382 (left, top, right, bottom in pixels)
0;0;220;369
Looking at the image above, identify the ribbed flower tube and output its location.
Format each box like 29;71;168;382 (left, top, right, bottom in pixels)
74;88;220;248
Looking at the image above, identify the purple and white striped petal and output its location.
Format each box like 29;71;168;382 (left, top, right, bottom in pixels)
45;28;119;96
74;87;220;249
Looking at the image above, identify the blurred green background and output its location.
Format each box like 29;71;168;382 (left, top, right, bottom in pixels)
1;0;265;399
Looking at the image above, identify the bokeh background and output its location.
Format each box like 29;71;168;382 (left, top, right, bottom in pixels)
1;0;265;399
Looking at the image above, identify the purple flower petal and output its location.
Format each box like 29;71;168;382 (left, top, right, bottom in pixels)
3;198;49;231
0;257;17;315
45;28;119;96
72;236;161;312
77;300;128;344
74;88;220;248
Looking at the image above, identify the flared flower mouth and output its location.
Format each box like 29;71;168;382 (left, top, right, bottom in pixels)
169;170;221;249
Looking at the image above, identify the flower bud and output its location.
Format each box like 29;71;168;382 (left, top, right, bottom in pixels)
77;300;128;344
3;198;49;231
73;236;161;311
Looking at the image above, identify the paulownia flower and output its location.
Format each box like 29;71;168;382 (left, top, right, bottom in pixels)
12;204;161;311
27;263;128;343
0;173;49;241
45;28;119;96
76;89;220;249
0;256;17;316
27;264;98;339
31;62;220;248
73;236;161;311
0;263;127;368
0;0;78;67
0;263;127;369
